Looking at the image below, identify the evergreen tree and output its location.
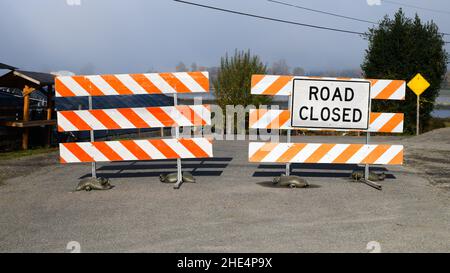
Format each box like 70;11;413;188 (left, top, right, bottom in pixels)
362;9;448;134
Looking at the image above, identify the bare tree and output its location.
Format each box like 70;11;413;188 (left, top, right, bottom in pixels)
270;59;290;75
175;62;188;72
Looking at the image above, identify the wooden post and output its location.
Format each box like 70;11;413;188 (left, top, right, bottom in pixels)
46;84;53;147
22;85;34;150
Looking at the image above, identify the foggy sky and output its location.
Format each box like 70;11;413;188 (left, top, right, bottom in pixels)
1;0;449;74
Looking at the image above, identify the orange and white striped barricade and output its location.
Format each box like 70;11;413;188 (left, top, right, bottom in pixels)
56;71;212;189
249;74;405;189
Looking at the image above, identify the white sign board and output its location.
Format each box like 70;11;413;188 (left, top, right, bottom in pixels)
290;79;371;130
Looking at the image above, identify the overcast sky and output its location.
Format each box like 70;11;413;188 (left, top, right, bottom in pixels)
1;0;449;74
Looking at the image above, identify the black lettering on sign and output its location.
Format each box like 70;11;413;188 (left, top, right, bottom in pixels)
332;87;343;101
320;87;330;100
353;109;362;122
345;88;354;101
309;86;318;100
332;108;341;122
299;106;308;120
342;108;351;122
310;107;319;121
321;107;330;121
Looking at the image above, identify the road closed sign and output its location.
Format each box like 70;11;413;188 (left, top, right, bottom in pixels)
290;79;371;130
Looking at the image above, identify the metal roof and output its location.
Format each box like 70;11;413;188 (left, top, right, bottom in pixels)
0;70;55;90
0;62;17;70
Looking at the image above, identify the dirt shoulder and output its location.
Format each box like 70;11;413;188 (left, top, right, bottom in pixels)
0;149;59;183
403;127;450;190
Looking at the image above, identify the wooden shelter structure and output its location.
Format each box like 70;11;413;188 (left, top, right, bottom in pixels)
0;64;56;149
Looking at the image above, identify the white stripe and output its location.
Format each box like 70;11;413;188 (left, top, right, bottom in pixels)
167;140;194;158
115;74;147;95
105;141;137;161
290;144;321;163
174;72;205;92
190;105;211;125
249;142;267;158
75;111;107;130
58;76;90;96
57;112;78;131
318;144;350;163
59;144;81;163
370;80;390;98
191;138;213;156
370;113;393;131
252;110;278;128
374;145;403;164
347;145;376;164
251;76;279;94
135;140;166;159
263;143;290;162
104;109;136;129
132;108;164;128
163;107;192;126
201;71;209;78
144;73;176;94
85;75;118;96
392;121;403;133
76;143;109;162
389;82;405;100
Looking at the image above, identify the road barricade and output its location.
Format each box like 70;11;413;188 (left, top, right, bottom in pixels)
55;71;212;188
249;74;405;189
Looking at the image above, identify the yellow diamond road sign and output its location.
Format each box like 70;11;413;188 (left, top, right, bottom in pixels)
408;73;430;96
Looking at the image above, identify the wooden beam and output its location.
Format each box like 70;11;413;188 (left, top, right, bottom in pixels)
22;85;35;150
46;84;53;147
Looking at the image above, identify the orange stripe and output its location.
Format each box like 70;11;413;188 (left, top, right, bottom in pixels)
130;74;162;94
90;110;120;129
362;145;390;164
147;107;175;127
72;76;104;96
116;108;149;128
159;73;191;93
388;149;403;164
276;143;307;162
178;139;210;158
332;144;364;163
379;114;403;132
91;142;123;161
249;143;278;162
119;140;152;160
188;72;209;92
57;125;64;132
150;139;180;158
369;112;382;124
251;75;265;89
368;79;378;86
267;110;290;129
374;80;403;99
63;143;93;162
177;106;206;126
59;111;92;131
101;75;134;95
305;144;336;163
55;78;76;97
60;157;67;164
249;109;268;127
262;76;293;95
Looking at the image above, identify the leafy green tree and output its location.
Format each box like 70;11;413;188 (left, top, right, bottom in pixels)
213;49;271;109
362;9;447;134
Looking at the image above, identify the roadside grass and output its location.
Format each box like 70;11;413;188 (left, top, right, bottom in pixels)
0;147;58;161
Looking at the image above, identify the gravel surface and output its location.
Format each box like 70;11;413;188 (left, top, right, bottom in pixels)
0;132;449;252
